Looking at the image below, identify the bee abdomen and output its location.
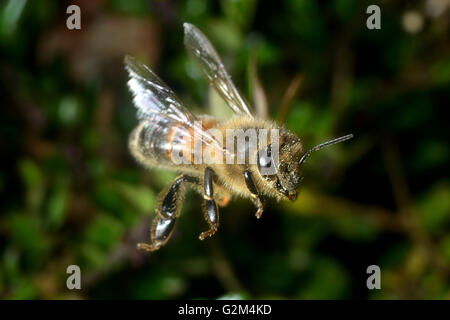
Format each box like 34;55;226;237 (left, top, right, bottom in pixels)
129;120;192;169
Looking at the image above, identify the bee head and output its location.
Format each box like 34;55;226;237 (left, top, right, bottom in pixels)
256;131;303;201
257;132;353;201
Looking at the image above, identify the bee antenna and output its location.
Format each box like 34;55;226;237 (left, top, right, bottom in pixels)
298;134;354;166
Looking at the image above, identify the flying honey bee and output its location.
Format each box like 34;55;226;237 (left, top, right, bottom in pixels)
126;23;353;252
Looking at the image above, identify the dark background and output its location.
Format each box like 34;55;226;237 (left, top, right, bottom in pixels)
0;0;449;299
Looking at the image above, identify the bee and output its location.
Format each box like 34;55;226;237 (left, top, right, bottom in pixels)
125;23;353;252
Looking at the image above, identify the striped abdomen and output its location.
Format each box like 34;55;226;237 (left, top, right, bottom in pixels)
129;117;218;171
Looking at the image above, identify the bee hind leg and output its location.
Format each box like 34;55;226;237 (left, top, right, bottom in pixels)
199;167;220;240
137;215;176;252
138;175;199;252
244;170;264;219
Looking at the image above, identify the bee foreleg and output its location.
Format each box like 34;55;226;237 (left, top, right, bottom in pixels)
199;167;219;240
138;175;199;252
244;170;264;219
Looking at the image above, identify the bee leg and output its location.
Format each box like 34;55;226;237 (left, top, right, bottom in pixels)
199;167;219;240
137;175;199;252
244;170;264;219
137;215;176;252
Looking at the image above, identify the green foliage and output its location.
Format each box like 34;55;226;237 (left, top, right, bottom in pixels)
417;184;450;234
0;0;448;300
297;257;350;299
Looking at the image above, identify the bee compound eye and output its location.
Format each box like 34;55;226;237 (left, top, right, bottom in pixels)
257;145;272;169
258;153;272;168
257;145;279;177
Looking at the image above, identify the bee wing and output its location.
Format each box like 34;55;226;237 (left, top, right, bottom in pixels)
183;23;254;118
125;55;224;155
125;55;197;123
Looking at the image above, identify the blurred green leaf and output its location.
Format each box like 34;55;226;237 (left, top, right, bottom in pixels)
379;242;411;269
439;235;450;263
255;41;280;66
286;0;328;49
84;214;124;251
331;214;378;241
113;182;156;214
93;181;137;225
7;278;37;300
19;158;43;188
0;0;27;37
2;248;20;282
431;58;450;85
417;183;450;233
109;0;149;14
207;19;243;52
297;256;349;299
185;0;208;19
333;0;358;21
58;95;80;125
47;181;69;228
7;213;49;268
221;0;256;30
286;102;332;136
412;140;449;172
80;243;106;268
151;170;178;189
131;271;187;299
19;158;45;211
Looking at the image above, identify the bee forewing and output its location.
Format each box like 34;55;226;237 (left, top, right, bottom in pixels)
183;23;254;118
125;55;226;163
125;55;196;123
